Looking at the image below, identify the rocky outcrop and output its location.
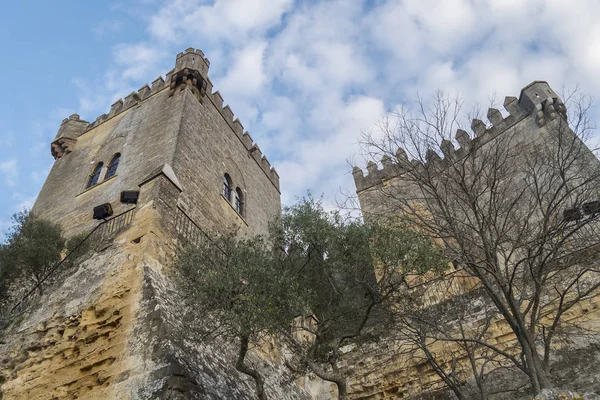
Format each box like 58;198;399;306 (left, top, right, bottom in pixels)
0;207;310;400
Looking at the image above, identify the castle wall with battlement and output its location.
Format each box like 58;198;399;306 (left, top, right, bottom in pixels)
34;47;280;238
347;82;600;398
172;87;280;237
3;48;297;399
354;81;572;194
34;87;185;238
352;81;600;222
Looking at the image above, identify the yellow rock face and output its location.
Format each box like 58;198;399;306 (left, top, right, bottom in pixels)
332;294;600;399
0;203;307;400
0;238;143;400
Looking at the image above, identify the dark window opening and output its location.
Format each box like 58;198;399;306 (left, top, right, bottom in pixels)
105;153;121;180
223;174;232;201
87;162;104;188
235;187;244;216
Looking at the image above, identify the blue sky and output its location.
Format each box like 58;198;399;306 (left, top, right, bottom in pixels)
1;0;600;238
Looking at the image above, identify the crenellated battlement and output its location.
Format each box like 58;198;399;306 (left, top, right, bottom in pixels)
55;47;280;190
211;98;280;191
354;81;568;192
23;48;287;400
82;78;167;132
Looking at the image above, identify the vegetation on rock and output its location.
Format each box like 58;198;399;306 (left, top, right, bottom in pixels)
173;196;446;399
360;89;600;397
0;210;84;319
0;211;64;298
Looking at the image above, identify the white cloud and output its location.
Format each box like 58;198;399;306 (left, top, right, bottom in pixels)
113;43;164;81
0;159;18;187
66;0;600;212
72;78;113;119
276;95;385;205
219;42;268;98
149;0;293;44
16;195;36;211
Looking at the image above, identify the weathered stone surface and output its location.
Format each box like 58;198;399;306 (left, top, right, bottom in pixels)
0;204;309;399
33;89;185;238
0;230;142;399
9;49;600;400
2;48;301;400
172;87;281;237
350;81;600;399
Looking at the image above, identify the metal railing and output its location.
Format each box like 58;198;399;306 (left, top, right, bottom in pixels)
1;207;136;320
175;206;226;255
92;208;135;243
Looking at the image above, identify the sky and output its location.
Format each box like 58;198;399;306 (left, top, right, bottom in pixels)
1;0;600;238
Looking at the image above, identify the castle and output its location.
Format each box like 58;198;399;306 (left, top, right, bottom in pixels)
349;81;600;398
0;48;305;400
1;48;599;399
37;47;280;240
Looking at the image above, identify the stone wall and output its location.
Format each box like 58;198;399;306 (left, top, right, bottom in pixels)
33;48;280;242
9;47;292;399
347;81;600;399
32;87;185;238
171;86;281;237
293;288;600;399
333;293;600;399
0;212;144;399
1;192;310;399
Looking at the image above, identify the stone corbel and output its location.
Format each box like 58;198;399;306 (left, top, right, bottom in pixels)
51;137;77;160
168;68;208;103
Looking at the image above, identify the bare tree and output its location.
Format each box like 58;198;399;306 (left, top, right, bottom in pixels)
388;274;493;399
359;87;600;395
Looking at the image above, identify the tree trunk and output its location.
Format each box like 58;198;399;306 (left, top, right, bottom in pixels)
279;329;348;399
336;380;348;400
531;349;553;391
421;341;466;400
483;281;553;394
236;334;267;400
519;334;553;394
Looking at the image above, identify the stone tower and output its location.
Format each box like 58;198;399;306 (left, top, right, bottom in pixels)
347;82;600;397
35;47;280;239
0;48;309;399
354;81;581;211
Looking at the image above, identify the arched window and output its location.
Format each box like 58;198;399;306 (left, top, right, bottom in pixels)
104;153;121;180
223;174;232;201
87;162;103;188
234;187;244;216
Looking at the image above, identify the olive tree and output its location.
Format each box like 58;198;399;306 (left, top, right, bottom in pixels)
0;210;65;297
174;233;308;400
173;197;446;399
273;197;447;399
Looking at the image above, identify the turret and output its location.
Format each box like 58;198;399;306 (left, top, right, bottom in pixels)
175;48;210;77
51;114;88;159
519;81;559;113
169;48;210;102
519;81;567;127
